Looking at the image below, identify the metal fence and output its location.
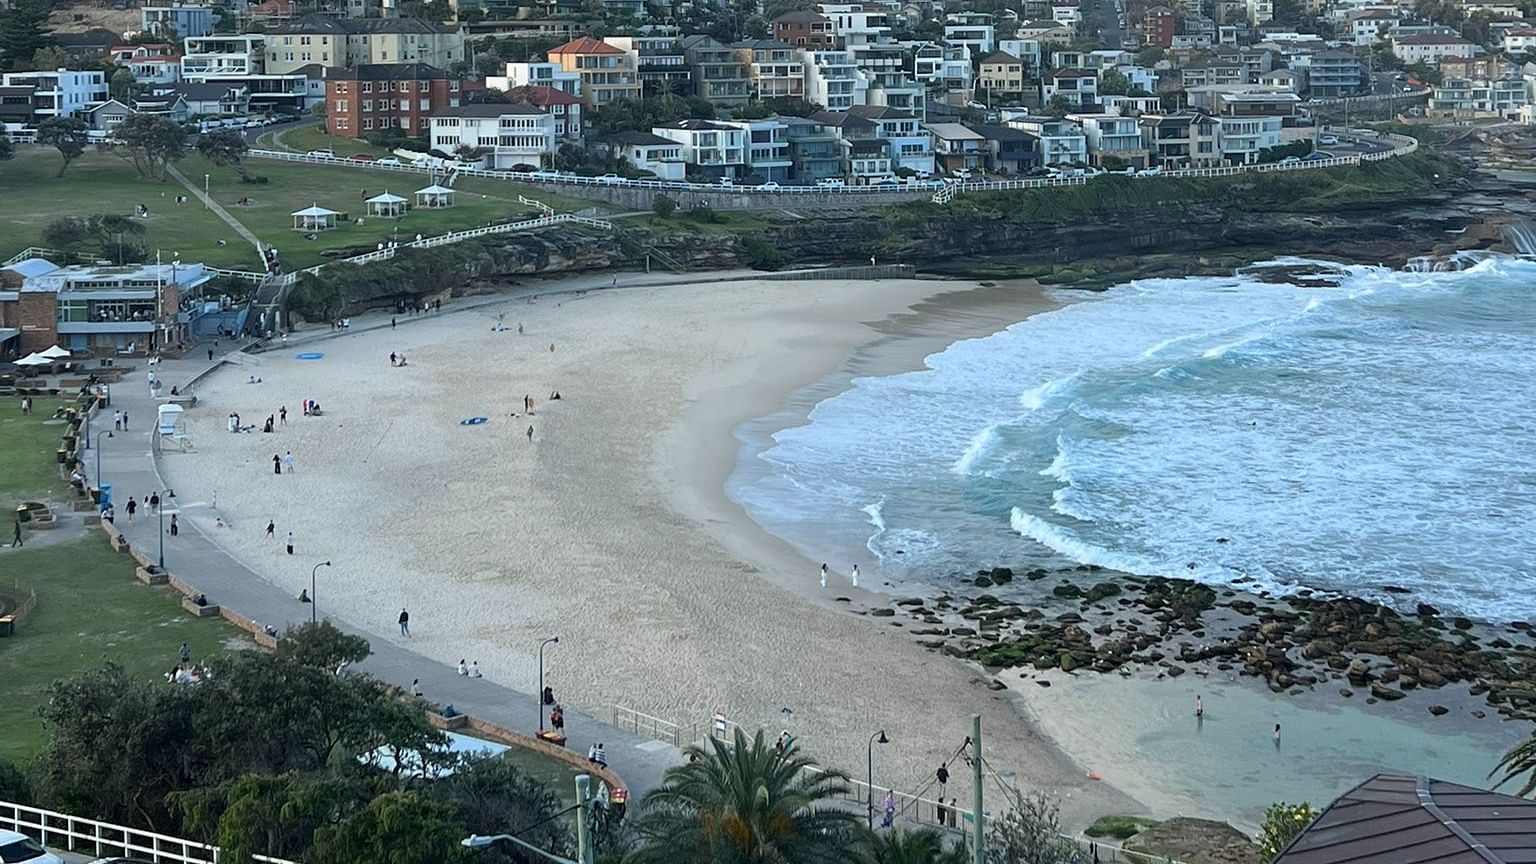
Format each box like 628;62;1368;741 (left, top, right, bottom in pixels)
0;800;296;864
612;705;695;748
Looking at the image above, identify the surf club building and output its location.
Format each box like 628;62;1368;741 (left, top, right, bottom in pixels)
0;259;213;355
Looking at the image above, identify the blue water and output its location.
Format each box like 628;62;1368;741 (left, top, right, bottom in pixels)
733;258;1536;619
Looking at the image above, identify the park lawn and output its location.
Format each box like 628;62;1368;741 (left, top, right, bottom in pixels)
2;146;613;272
0;398;83;507
0;536;251;764
269;123;391;158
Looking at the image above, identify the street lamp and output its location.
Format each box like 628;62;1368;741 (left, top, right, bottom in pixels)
204;173;210;210
92;430;113;487
867;729;889;829
462;775;595;864
537;636;559;732
157;488;175;571
310;560;332;624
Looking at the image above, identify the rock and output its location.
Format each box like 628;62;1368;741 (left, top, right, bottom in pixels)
1383;585;1412;594
1052;583;1084;599
1084;582;1122;603
1060;652;1079;672
895;597;926;607
1370;683;1406;701
1473;710;1486;718
1035;679;1051;687
1166;665;1186;677
1339;688;1354;698
871;608;896;617
1026;568;1050;581
989;567;1014;584
1452;617;1474;630
1417;603;1441;617
1428;704;1448;716
988;678;1007;691
1123;817;1260;864
974;576;994;587
951;627;977;637
918;639;946;649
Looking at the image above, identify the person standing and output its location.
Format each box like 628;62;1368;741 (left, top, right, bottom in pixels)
820;563;828;588
273;454;282;475
1195;694;1204;720
266;519;275;539
526;425;534;443
126;497;138;523
168;514;178;536
285;531;294;555
122;411;128;429
208;348;214;361
882;791;895;829
851;564;860;587
149;492;159;513
936;797;947;827
1273;723;1281;748
410;678;422;696
113;410;122;431
279;406;287;426
284;451;295;474
398;607;410;636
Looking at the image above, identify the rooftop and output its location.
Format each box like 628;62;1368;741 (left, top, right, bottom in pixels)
548;36;623;55
433;102;546;117
270;14;459;34
326;63;452;80
1394;33;1474;44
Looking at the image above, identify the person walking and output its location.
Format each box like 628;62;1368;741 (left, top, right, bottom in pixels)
168;514;178;536
283;451;295;474
851;563;860;587
208;348;214;361
936;797;947;827
398;607;410;636
266;519;275;539
11;519;23;548
526;425;534;442
279;406;287;426
273;454;282;475
391;317;396;329
882;791;895;829
285;531;294;555
936;763;949;794
179;642;191;664
126;497;138;523
149;492;159;513
820;563;828;588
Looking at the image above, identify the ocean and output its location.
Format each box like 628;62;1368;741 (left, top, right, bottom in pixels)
731;257;1536;621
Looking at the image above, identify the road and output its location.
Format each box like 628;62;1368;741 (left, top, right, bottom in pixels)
1081;0;1130;50
1313;130;1397;159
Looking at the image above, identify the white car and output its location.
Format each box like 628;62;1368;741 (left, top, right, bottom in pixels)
375;157;401;166
816;178;845;188
757;182;781;190
0;831;61;864
306;149;335;158
1319;135;1338;145
597;173;624;185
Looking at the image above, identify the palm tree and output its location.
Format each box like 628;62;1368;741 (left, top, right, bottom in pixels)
1493;735;1536;796
860;828;968;864
626;728;864;864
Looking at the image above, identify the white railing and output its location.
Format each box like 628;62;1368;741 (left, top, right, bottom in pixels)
4;246;58;265
0;800;297;864
205;266;269;282
612;705;693;748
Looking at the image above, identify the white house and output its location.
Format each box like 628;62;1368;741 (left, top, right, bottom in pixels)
1392;34;1478;65
1042;69;1099;106
1007;116;1087;165
1215;115;1282;163
140;4;215;38
1502;26;1536;54
848;104;935;174
1071;111;1150;166
943;12;996;56
490;62;582;99
181;34;264;78
596;131;685;180
429;103;556;170
652;118;747;179
0;70;107;119
802;49;868;112
1347;9;1398;45
725;117;793;181
1430;75;1530;116
997;38;1044;71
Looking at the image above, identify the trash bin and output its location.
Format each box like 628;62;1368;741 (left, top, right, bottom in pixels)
0;616;15;637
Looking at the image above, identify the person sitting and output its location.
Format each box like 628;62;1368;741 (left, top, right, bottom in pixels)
457;659;468;676
298;588;310;603
550;705;564;731
468;660;482;678
263;624;279;638
442;704;458;718
549;391;561;400
190;593;207;606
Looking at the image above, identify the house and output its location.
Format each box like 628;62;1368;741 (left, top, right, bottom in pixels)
244;0;300;26
1392;34;1478;65
778;114;844;181
428;103;554;169
110;43;183;84
9;261;212;355
0;70;107;120
544;36;641;106
1346;8;1398;45
325;64;462;140
652;118;747;179
773;10;839;49
155;81;250;116
1014;19;1075;44
81;98;134;133
850;46;925;118
1051;0;1082;30
1071;111;1150;166
724;117;792;181
733;40;806;101
0;86;37;124
802;49;867;112
1430;74;1530;115
924;122;987;171
1305;49;1364;96
604;34;689;95
1273;774;1536;864
1215;114;1282;162
968;123;1041;173
1042;69;1099;106
1246;0;1273;26
1007;116;1086;164
489;62;581;99
1181;58;1248;87
1144;5;1177;46
811;110;890;179
140;4;214;38
818;2;892;45
1139;109;1220;167
264;15;465;76
1258;67;1301;90
1502;25;1536;54
130;90;190;122
998;38;1044;70
498;85;582;141
848;104;934;174
591;130;684;180
1100;93;1161;115
979;51;1029;95
944;12;997;56
181;34;264;79
913;43;974;93
683;36;751;107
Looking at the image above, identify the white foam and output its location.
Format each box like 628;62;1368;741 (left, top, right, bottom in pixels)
1018;373;1077;410
952;425;1001;476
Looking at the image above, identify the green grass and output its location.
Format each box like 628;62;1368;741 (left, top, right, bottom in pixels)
0;146;611;272
0;537;252;764
0;399;79;507
1085;815;1160;840
270;123;392;158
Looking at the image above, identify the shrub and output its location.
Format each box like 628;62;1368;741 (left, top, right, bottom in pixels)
742;236;783;270
652;193;677;219
1256;801;1318;862
686;202;721;224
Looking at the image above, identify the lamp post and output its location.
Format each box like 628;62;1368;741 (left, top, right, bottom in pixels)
537;636;559;732
204;173;210;210
462;774;594;864
156;488;175;571
310;560;332;624
867;729;889;830
93;430;113;486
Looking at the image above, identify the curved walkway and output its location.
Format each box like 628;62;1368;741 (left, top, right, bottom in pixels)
87;329;681;796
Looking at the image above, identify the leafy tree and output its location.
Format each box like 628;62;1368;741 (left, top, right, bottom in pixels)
0;131;12;162
432;757;571;864
627;728;863;864
1098;69;1129;95
1460;10;1493;43
110;67;137;100
1136;45;1165;66
764;0;816;19
0;758;31;804
983;788;1086;864
36;115;88;177
196;129;251;180
29;45;68;71
0;0;53;71
1256;801;1318;862
276;620;371;670
171;771;364;864
473;50;503;79
860;828;967;864
42;214;146;262
309;792;467;864
651;193;677;218
104;113;187;180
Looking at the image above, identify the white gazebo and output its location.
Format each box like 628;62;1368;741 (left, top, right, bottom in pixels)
37;345;71;360
414;184;455;209
291;204;340;231
366;191;408;218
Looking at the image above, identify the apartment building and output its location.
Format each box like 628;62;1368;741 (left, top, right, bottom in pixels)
546;36;641;106
811;110;890;179
1139;109;1220;167
979;51;1029;95
1347;9;1398;44
818;3;891;46
111;44;183;85
1042;69;1099;106
772;10;839;49
778;114;844;180
489;61;581;99
1071;111;1151;166
848;104;934;174
429;103;554;169
1430;75;1530;115
325;63;462;139
944;12;997;56
1304;49;1364;96
498;85;582;140
727;117;792;181
734;40;806;100
1181;58;1248;86
0;70;107;120
140;4;214;38
181;34;264;78
683;36;751;106
264;15;465;75
913;43;974;93
1215;114;1282;162
605;34;689;94
1145;5;1177;46
652;118;747;178
802;49;868;111
1391;34;1477;65
1007;116;1087;165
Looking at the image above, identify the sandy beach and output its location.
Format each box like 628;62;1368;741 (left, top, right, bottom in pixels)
160;274;1140;828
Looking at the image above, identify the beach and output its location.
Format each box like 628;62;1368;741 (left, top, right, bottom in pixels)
160;274;1142;828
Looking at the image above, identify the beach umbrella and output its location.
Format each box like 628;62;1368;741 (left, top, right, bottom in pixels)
37;345;71;359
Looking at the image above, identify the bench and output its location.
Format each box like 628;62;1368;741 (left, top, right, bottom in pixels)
181;597;221;617
136;566;169;585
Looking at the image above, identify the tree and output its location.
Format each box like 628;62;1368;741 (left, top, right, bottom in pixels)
1098;69;1129;95
0;0;53;71
860;829;967;864
43;215;146;262
110;67;137;100
0;758;31;804
983;788;1086;864
432;757;572;864
1136;45;1165;67
651;193;677;218
196;129;251;179
309;792;467;864
764;0;816;20
627;728;863;864
473;51;503;79
1494;735;1536;797
104;113;187;180
171;772;363;864
275;620;371;670
36;115;88;177
29;45;68;71
1255;801;1318;862
0;131;12;163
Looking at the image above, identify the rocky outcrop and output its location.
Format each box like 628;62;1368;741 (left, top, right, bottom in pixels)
1122;818;1259;864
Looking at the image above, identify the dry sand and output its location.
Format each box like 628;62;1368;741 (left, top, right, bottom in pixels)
161;275;1139;826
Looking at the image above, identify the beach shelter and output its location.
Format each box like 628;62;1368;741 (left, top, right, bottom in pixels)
38;345;71;360
291;204;340;231
414;184;455;209
14;353;50;367
366;191;408;218
157;403;185;436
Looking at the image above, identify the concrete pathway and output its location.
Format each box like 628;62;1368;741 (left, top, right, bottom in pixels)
86;342;681;796
165;164;265;258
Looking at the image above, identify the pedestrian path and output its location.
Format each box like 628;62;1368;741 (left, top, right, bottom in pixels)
165;164;265;257
87;343;679;796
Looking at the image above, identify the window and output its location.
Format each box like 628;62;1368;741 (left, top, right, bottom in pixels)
449;80;460;91
336;82;349;94
335;118;348;131
334;99;347;112
362;99;372;111
419;98;429;110
362;81;372;93
419;80;430;92
364;118;373;130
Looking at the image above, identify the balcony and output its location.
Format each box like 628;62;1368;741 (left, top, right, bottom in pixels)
58;321;158;334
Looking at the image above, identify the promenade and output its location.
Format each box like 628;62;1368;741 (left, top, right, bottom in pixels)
85;309;682;797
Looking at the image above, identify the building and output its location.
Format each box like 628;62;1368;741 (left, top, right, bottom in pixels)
772;10;839;50
818;2;891;45
778;114;844;180
944;12;997;57
1306;49;1364;96
733;40;806;100
181;34;263;79
1181;58;1248;87
1051;0;1082;30
150;81;249;116
913;43;974;94
591;131;684;179
924;122;987;171
499;84;581;140
4;261;212;355
1007;116;1086;165
0;70;107;120
1100;93;1161;115
1502;25;1536;54
1145;5;1177;46
545;36;641;106
140;4;215;38
1139;109;1220;166
1346;9;1397;44
968;123;1040;173
1392;34;1477;65
1274;774;1536;864
325;64;462;139
979;51;1029;95
1258;67;1301;90
1246;0;1273;25
1071;111;1150;166
264;15;465;76
802;49;867;111
111;44;183;85
604;34;688;95
489;61;581;99
1431;74;1530;115
429;103;554;168
848;104;934;173
1215;114;1282;162
728;117;792;181
683;36;750;107
1042;69;1099;106
1014;19;1075;43
652;118;747;179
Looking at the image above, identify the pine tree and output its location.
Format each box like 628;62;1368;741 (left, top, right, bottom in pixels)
0;0;55;72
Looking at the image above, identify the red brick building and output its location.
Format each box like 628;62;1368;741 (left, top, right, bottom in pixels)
325;63;463;140
1144;5;1177;47
771;10;840;49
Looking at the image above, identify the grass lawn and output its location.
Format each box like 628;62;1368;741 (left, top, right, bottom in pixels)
0;537;252;764
0;398;80;507
1;146;612;272
264;123;390;158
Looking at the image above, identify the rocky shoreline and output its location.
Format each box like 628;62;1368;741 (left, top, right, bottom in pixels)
858;565;1536;727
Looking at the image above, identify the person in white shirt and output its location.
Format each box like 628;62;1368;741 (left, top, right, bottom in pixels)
469;661;482;678
457;659;468;676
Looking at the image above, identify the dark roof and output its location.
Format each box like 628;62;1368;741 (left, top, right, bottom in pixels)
1275;774;1536;864
810;109;876;129
967;122;1037;141
772;9;829;23
848;104;915;119
981;50;1023;63
434;102;545;117
326;63;450;80
598;130;677;146
270;14;458;34
655;118;737;130
53;28;119;49
730;38;796;50
162;82;246;100
1395;33;1473;44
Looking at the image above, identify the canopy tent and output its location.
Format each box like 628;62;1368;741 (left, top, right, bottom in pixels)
15;353;51;366
414;184;455;208
292;205;340;231
37;345;71;359
365;191;408;218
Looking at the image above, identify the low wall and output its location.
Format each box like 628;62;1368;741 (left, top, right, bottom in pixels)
458;714;627;794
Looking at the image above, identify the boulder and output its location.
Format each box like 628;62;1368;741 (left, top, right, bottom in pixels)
1123;817;1260;864
1370;683;1406;701
1428;704;1449;716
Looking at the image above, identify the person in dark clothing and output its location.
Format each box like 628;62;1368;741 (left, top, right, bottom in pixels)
398;608;410;636
12;520;22;547
273;454;282;474
169;514;178;536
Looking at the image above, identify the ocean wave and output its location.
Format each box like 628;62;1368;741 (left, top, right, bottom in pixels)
862;498;886;533
952;426;1002;476
1040;439;1072;482
1011;507;1164;574
1019;373;1078;410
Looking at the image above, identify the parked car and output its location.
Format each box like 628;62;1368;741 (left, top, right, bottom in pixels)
1319;135;1339;145
306;149;335;158
597;173;624;185
815;178;845;188
0;831;61;864
953;168;973;180
757;182;781;190
716;176;734;187
1139;166;1163;176
347;153;374;162
1280;156;1302;164
375;157;401;166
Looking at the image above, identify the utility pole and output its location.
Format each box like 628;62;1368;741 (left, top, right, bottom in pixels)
971;714;984;864
575;775;595;864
